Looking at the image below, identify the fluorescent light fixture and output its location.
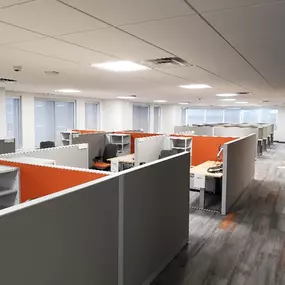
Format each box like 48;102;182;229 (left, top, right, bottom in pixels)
216;93;237;97
154;100;167;103
55;89;81;93
220;98;236;102
92;61;149;72
235;101;248;104
179;102;190;105
117;95;137;100
179;84;212;89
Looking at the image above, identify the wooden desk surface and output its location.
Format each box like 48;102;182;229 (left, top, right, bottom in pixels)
190;160;223;178
108;154;135;164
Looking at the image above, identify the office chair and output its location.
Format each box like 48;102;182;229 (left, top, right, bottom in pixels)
40;141;55;149
159;149;178;159
92;144;117;171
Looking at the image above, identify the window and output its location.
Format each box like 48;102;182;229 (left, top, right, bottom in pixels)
186;109;205;125
5;98;21;149
85;102;99;130
35;99;75;147
242;109;260;123
224;109;241;123
205;109;223;123
153;106;161;133
133;104;149;131
260;109;278;129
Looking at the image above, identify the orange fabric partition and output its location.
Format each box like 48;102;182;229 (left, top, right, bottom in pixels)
72;129;101;134
0;160;108;202
172;135;237;166
115;132;159;153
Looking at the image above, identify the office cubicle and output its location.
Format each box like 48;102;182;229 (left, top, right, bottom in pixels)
0;138;15;154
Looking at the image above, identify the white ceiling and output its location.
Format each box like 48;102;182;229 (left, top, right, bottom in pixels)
0;0;284;106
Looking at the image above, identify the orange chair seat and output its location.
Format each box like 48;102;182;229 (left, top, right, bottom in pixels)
93;161;111;169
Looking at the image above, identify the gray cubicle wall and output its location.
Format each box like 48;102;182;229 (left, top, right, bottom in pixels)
0;138;16;154
221;134;256;215
71;133;107;167
119;152;189;285
0;144;88;168
0;176;119;285
174;126;213;136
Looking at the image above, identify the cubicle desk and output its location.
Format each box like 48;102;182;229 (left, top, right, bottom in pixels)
190;161;223;210
108;154;135;172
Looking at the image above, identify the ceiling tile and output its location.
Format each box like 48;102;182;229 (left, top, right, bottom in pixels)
204;1;285;88
122;15;273;94
0;0;107;36
7;38;116;64
0;22;42;44
61;28;171;61
187;0;279;13
60;0;195;26
0;0;31;8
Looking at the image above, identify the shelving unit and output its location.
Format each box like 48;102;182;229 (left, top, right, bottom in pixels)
61;131;80;146
0;165;20;210
108;134;131;156
170;136;192;153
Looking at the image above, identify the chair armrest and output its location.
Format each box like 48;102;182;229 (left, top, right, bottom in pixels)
93;156;102;162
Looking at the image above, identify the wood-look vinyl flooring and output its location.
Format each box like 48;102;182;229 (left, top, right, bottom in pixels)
152;143;285;285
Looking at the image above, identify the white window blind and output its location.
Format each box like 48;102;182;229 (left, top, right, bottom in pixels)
205;109;223;123
133;105;149;132
153;106;161;133
35;99;74;147
85;102;99;130
186;109;205;125
224;109;241;123
5;98;21;149
242;109;260;123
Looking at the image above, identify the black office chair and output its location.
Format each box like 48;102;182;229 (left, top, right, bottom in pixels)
92;144;118;171
159;149;178;159
40;141;55;149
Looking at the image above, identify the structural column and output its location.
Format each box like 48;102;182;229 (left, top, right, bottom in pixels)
0;88;7;138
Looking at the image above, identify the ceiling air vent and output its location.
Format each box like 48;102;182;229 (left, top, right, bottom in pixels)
236;92;249;95
0;77;17;83
143;57;190;68
261;100;270;103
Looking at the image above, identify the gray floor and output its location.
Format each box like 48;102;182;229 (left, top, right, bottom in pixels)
152;143;285;285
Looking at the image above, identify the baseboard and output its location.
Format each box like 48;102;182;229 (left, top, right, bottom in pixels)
274;141;285;144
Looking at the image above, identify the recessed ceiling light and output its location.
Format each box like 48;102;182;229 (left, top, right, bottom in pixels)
154;100;167;103
92;61;149;72
220;98;236;102
55;89;81;93
216;93;237;97
235;101;248;104
117;95;137;99
179;102;190;105
179;84;212;89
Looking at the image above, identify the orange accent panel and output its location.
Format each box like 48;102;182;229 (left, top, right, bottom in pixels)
171;135;237;166
0;160;108;202
115;132;159;153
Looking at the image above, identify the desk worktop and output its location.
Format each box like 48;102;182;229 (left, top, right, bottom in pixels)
190;160;223;178
108;154;135;164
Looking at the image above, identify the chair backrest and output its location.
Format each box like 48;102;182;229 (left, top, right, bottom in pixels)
103;144;117;162
40;141;55;149
159;149;178;159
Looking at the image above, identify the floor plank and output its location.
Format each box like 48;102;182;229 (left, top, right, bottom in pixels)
152;144;285;285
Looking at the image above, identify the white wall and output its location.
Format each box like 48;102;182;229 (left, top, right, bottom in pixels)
100;100;133;131
275;107;285;142
161;105;182;134
0;88;6;137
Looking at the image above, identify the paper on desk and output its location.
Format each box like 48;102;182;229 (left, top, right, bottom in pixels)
194;174;205;189
111;160;119;173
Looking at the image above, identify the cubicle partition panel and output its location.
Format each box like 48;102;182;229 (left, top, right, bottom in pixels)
0;160;108;202
0;144;89;168
72;129;101;134
71;133;107;167
175;126;213;136
0;138;16;154
119;152;189;285
116;132;159;153
134;135;166;166
0;175;119;285
221;134;256;215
